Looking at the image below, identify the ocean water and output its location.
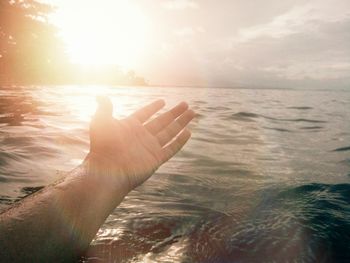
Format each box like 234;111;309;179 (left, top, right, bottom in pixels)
0;85;350;262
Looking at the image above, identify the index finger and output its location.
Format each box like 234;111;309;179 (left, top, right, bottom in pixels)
145;101;188;135
130;99;165;123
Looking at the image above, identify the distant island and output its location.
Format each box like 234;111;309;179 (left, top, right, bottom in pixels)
0;0;147;86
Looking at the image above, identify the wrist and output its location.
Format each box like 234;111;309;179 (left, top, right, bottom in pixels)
81;152;132;195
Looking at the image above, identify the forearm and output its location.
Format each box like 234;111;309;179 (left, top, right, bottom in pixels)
0;155;130;262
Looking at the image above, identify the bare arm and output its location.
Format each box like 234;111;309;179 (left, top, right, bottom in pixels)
0;98;195;262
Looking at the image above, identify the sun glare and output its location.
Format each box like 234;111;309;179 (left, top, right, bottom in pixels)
51;1;149;69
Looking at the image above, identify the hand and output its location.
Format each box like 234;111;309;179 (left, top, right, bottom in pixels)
87;97;195;190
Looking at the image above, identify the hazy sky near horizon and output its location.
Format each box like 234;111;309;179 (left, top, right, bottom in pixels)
49;0;350;88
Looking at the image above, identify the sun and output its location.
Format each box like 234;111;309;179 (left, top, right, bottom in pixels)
50;0;149;69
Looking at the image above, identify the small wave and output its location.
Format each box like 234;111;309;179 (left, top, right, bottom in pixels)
332;146;350;152
0;151;26;165
206;106;231;111
193;100;207;105
300;126;323;130
227;112;259;122
264;117;327;123
194;113;205;119
263;127;291;132
1;136;34;146
0;114;25;126
287;106;313;110
258;115;326;124
233;112;259;118
0;176;8;183
287;118;326;123
229;112;326;124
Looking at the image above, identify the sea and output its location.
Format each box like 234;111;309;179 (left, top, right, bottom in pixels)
0;85;350;262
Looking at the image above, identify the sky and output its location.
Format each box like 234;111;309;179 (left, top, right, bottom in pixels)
48;0;350;88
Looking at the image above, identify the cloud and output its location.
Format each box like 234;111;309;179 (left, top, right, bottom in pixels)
236;6;312;41
162;0;199;10
227;10;350;82
135;0;350;88
197;3;350;88
174;26;205;37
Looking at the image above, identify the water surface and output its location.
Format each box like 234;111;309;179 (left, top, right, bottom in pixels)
1;86;350;262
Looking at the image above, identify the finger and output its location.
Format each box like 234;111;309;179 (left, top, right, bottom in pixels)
95;96;113;119
156;109;195;146
130;99;165;123
161;128;191;163
145;101;188;135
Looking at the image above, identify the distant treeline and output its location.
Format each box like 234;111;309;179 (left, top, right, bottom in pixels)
0;0;146;85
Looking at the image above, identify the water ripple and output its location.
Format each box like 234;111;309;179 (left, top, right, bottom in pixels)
0;86;350;262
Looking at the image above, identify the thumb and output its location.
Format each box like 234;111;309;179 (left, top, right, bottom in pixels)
90;96;114;154
95;96;113;120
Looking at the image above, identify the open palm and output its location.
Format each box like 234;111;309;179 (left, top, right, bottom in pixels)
88;97;195;190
